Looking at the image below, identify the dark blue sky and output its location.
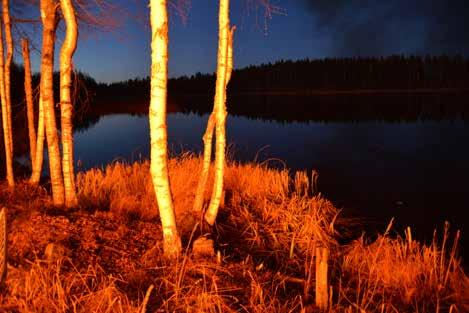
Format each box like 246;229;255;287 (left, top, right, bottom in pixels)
23;0;469;83
69;1;318;83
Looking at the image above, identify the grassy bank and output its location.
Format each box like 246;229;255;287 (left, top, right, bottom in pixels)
0;155;467;312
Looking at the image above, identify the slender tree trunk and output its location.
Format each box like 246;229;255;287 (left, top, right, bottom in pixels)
0;17;13;187
149;0;181;258
192;112;215;214
226;28;234;84
22;39;37;172
204;0;232;225
40;0;65;206
30;96;45;185
2;0;13;162
60;0;78;207
193;27;234;216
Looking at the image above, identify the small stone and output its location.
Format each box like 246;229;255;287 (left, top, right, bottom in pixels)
192;237;215;258
44;243;70;262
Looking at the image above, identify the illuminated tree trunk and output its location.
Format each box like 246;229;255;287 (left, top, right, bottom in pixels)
40;0;65;206
60;0;78;207
194;27;234;216
0;18;13;187
2;0;13;161
149;0;181;257
204;0;232;225
192;112;215;214
22;39;37;172
30;96;45;185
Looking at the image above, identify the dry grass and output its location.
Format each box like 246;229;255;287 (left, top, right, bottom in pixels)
337;221;468;312
0;156;467;312
1;259;140;313
77;161;157;220
76;154;200;224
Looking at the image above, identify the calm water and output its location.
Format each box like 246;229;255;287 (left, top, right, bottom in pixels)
71;96;469;258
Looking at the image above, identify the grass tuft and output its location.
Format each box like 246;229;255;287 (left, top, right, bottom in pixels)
337;222;468;312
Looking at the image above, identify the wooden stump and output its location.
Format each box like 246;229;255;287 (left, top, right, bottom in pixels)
315;246;329;310
0;208;7;283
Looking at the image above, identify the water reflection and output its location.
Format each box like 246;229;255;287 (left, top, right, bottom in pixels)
71;93;469;134
182;93;469;124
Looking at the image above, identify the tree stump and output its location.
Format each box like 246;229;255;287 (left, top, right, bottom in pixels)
0;208;6;283
315;246;329;310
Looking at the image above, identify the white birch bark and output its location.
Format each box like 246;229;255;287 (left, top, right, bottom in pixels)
2;0;13;163
40;0;65;206
0;16;13;187
22;39;37;172
204;0;231;225
149;0;181;257
60;0;78;207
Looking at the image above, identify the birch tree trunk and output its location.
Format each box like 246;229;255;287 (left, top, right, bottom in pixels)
204;0;231;225
30;96;45;185
192;112;215;214
149;0;181;258
0;17;13;187
193;27;234;216
2;0;13;162
40;0;65;206
59;0;78;207
226;28;235;84
22;39;37;172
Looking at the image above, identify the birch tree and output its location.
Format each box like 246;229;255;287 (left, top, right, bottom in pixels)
27;0;114;188
204;0;232;225
2;0;13;159
22;38;37;172
60;0;78;207
30;97;45;185
193;25;234;216
149;0;182;258
0;7;13;187
40;0;65;206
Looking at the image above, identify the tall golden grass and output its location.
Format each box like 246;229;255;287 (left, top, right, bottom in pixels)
338;221;468;312
76;154;201;222
1;259;139;312
0;156;466;312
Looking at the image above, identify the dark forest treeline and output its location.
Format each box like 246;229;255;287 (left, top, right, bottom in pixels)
9;55;469;111
56;55;469;103
168;55;469;94
6;55;469;127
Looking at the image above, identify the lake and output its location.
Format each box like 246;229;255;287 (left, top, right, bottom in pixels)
70;94;469;257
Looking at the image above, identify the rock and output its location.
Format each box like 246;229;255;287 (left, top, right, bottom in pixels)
44;243;70;262
192;237;215;258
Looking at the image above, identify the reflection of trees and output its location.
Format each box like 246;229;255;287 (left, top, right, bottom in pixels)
4;56;469;169
74;114;101;133
177;94;469;124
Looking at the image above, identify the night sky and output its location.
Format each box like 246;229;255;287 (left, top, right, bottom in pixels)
21;0;469;83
